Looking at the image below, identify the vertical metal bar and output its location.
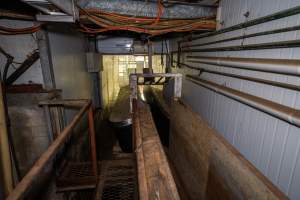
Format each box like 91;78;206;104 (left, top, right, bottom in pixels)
36;30;56;89
43;105;54;142
91;72;101;108
177;41;181;66
148;42;153;71
88;106;98;178
174;75;182;99
129;74;138;113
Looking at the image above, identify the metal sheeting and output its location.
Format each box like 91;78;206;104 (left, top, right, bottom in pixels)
174;0;300;199
80;0;216;19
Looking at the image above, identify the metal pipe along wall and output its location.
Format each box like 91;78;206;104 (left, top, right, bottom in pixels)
181;5;300;42
186;75;300;127
187;56;300;75
176;62;300;91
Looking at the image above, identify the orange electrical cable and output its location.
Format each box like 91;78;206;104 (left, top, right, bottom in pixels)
0;24;42;35
78;4;216;36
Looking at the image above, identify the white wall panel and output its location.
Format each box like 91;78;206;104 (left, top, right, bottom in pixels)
174;0;300;199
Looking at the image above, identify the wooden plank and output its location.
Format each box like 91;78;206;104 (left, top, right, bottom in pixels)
133;99;180;200
169;100;288;200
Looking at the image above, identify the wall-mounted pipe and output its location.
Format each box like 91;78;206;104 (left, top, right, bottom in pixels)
182;24;300;48
187;56;300;75
186;75;300;127
176;62;300;91
181;5;300;42
182;39;300;53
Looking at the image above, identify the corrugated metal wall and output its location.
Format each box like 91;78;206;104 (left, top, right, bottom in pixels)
173;0;300;199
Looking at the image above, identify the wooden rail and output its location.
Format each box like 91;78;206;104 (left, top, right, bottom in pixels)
132;99;180;200
6;99;98;200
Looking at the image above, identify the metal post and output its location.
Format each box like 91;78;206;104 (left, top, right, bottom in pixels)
88;106;98;178
148;41;153;71
36;30;56;89
43;105;54;142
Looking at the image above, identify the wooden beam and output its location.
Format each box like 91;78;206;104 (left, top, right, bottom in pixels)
133;99;180;200
0;83;13;197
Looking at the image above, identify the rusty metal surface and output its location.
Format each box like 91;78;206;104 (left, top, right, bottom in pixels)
94;153;137;200
56;162;100;192
5;84;44;93
88;106;98;178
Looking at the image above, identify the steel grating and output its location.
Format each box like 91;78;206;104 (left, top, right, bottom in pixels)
94;153;137;200
56;147;137;199
56;162;100;192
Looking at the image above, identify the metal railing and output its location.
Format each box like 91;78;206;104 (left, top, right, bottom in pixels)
6;99;98;200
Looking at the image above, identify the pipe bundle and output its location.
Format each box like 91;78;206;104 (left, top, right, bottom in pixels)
0;24;41;35
78;4;216;36
0;1;216;36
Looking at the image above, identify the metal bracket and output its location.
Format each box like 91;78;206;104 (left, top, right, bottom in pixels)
129;73;182;112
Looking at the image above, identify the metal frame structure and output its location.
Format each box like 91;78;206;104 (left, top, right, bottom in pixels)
21;0;78;22
129;73;182;100
6;99;98;200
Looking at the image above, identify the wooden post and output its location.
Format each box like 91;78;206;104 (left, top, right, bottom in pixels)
88;106;98;178
0;83;13;196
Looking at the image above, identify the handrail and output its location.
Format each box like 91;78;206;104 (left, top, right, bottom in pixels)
6;99;97;200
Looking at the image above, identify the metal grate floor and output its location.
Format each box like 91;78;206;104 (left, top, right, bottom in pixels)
56;148;137;200
95;153;137;200
56;162;100;192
